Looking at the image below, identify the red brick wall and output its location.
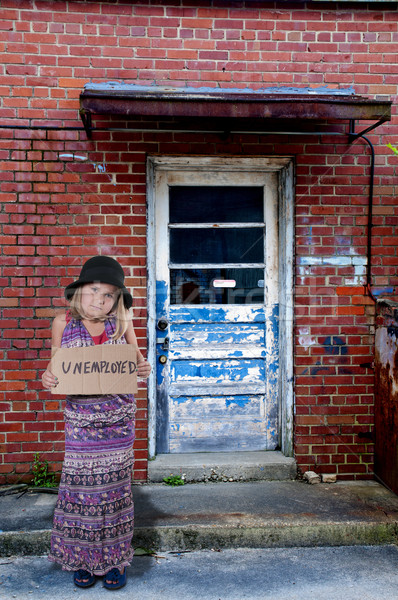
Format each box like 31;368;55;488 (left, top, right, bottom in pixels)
0;1;397;483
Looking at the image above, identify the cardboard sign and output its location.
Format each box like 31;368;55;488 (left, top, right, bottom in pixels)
50;344;137;395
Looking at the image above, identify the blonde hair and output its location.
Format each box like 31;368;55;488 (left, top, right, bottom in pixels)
69;286;130;340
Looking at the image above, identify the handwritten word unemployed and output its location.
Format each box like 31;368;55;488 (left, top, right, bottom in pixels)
61;360;137;376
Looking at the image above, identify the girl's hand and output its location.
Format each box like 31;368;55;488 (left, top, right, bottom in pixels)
137;358;151;379
42;367;58;390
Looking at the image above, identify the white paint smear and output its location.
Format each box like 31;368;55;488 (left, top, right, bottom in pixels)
298;328;316;348
59;154;88;161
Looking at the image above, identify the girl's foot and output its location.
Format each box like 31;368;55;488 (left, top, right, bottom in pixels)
103;567;127;590
74;569;96;588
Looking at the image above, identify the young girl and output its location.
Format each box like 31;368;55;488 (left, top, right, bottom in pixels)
42;256;151;590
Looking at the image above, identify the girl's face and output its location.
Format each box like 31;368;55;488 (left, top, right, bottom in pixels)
80;282;119;320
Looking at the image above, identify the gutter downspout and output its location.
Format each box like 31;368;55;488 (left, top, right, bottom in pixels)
362;134;377;303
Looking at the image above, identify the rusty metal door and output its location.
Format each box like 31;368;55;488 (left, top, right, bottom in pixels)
152;161;280;454
375;320;398;494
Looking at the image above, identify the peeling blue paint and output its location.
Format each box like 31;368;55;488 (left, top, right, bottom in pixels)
155;279;170;453
156;280;168;317
225;398;251;408
156;292;279;451
267;304;279;375
158;294;280;451
169;305;266;323
172;359;265;382
170;396;262;419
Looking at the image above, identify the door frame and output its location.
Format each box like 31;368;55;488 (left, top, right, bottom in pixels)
146;155;294;459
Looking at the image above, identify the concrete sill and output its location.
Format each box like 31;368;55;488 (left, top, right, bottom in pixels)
148;451;297;483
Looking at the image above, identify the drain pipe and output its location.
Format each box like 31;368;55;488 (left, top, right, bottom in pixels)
362;134;377;303
349;122;377;302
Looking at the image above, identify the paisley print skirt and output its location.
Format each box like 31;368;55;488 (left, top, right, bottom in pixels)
49;394;136;575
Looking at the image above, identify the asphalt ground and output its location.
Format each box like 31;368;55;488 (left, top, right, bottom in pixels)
1;545;398;600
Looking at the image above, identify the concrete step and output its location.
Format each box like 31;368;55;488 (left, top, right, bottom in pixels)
1;480;398;557
148;451;297;483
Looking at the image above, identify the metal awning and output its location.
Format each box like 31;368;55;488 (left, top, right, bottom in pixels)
79;83;391;139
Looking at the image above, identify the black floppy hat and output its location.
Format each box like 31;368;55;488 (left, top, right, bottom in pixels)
64;256;133;309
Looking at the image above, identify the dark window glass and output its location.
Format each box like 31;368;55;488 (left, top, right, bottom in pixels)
170;228;264;264
169;186;263;223
170;268;264;305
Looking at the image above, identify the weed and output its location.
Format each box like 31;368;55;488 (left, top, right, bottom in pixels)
163;474;185;487
31;453;57;488
387;142;398;156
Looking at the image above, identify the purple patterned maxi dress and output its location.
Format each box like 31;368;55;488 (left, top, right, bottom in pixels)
48;317;136;575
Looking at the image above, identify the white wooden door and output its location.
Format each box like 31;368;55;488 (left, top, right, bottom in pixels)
149;158;282;454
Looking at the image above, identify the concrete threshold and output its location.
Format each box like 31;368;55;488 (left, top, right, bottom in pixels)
148;451;297;483
1;480;398;557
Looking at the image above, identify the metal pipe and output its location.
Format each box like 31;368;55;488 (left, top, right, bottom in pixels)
0;124;347;136
362;134;377;303
0;124;86;131
349;122;377;302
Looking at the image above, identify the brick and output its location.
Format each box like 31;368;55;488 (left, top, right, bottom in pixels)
336;286;366;296
334;303;366;316
0;3;396;484
58;77;89;88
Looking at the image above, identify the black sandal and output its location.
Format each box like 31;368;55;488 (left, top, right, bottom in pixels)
103;567;127;590
74;569;96;588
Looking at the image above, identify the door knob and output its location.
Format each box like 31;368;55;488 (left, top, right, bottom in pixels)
159;355;167;364
157;318;168;330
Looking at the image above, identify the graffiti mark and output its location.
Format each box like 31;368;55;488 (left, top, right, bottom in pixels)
322;336;348;355
301;335;349;376
58;153;115;184
301;360;333;376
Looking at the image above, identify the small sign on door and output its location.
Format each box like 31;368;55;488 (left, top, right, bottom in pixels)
212;280;236;288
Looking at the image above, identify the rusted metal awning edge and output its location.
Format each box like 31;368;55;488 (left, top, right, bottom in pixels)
79;83;392;138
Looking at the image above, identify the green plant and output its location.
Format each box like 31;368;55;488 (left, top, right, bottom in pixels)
163;474;185;487
31;453;57;488
386;142;398;156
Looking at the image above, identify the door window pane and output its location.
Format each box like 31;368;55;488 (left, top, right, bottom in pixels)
170;227;264;264
169;186;264;223
170;268;264;305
